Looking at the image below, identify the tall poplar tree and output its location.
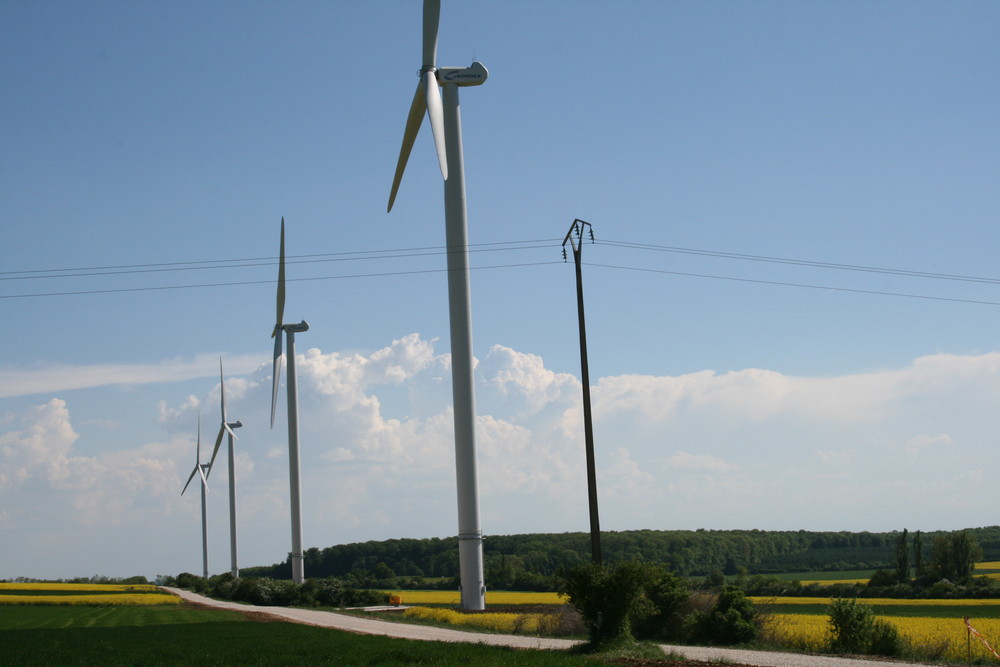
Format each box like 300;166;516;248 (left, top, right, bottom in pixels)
895;529;910;582
912;530;923;578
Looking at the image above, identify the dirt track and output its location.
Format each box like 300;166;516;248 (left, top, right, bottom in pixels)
163;588;932;667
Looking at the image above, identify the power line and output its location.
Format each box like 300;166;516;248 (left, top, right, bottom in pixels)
4;233;1000;308
586;262;1000;307
597;238;1000;286
0;261;563;300
11;235;1000;288
0;238;562;281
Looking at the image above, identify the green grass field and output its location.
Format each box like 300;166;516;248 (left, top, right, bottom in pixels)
0;605;593;666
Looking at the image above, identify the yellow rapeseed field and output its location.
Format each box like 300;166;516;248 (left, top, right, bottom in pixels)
766;612;1000;662
0;582;178;606
974;562;1000;580
0;582;160;592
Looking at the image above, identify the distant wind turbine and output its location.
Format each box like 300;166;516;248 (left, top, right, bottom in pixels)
181;415;211;579
270;217;309;584
387;0;488;610
207;359;242;579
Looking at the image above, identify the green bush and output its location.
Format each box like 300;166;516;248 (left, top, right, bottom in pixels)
338;587;385;607
686;586;758;645
269;579;302;606
827;598;874;653
866;569;900;588
175;572;209;594
556;563;763;647
555;561;661;647
868;618;904;656
235;577;275;605
826;598;902;657
632;570;690;642
173;571;388;609
212;576;237;601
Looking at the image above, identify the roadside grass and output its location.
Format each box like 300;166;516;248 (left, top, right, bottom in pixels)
333;603;587;639
568;635;669;661
403;605;581;636
0;605;613;666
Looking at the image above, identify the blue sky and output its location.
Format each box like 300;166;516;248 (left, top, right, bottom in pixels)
2;0;999;580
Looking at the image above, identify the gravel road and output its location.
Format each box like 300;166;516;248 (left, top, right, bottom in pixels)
163;588;934;667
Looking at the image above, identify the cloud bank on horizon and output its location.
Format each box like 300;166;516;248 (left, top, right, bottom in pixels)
3;332;998;579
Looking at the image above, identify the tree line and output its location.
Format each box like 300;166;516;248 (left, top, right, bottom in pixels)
241;526;1000;589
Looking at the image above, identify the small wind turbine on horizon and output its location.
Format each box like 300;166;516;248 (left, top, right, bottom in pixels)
387;0;488;610
206;359;242;579
181;415;211;579
270;217;309;584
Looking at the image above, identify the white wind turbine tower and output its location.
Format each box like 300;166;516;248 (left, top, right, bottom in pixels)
207;359;242;578
270;217;309;584
387;0;488;610
181;415;211;579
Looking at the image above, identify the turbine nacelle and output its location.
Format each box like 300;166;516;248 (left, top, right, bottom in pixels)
282;320;310;334
437;62;488;87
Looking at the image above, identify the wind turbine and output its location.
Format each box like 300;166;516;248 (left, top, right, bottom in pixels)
181;415;211;579
270;217;309;584
207;359;242;579
387;0;488;610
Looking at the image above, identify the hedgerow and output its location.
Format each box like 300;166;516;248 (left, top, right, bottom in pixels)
174;572;384;608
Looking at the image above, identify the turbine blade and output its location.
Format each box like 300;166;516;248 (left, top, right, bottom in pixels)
219;358;227;424
422;0;440;69
183;414;203;494
207;426;225;475
182;466;198;495
388;82;427;213
198;464;209;488
387;0;445;213
423;69;448;182
271;331;283;428
274;217;286;334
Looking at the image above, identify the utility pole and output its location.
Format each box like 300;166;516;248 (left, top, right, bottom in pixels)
563;219;602;565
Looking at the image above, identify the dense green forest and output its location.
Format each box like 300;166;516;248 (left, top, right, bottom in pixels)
242;526;1000;589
